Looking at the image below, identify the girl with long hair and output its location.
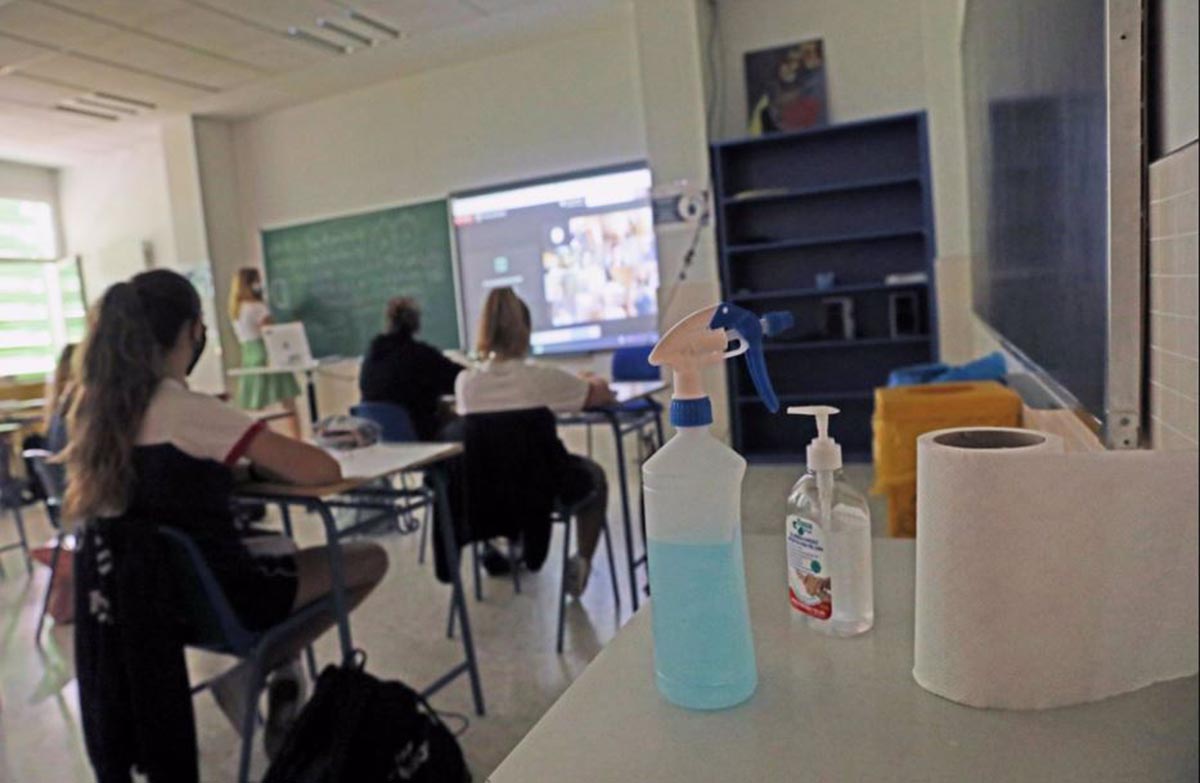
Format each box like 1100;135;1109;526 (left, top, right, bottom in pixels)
66;269;388;773
456;287;615;595
228;267;301;437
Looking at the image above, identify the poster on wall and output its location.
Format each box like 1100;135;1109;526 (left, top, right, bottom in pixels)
745;39;828;136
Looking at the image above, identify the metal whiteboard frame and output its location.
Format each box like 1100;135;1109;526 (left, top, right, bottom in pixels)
969;0;1146;449
1103;0;1145;448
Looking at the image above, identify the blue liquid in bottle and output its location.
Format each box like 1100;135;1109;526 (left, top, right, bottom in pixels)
647;534;757;709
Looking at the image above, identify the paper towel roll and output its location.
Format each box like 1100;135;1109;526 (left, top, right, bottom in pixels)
913;427;1200;709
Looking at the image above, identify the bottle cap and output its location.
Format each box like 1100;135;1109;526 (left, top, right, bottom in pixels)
787;405;842;471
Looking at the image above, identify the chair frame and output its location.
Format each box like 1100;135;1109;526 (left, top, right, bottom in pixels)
0;436;32;579
24;448;67;647
159;527;335;783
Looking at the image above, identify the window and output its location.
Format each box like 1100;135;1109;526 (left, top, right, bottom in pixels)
0;198;57;260
0;258;87;379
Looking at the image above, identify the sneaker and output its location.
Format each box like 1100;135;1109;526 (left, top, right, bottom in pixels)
565;555;592;598
481;540;523;576
263;662;306;760
481;543;511;576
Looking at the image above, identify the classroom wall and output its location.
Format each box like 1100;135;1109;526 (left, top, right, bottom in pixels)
1147;142;1199;450
208;6;648;414
58;122;226;393
0;158;63;258
227;9;645;269
58;129;176;302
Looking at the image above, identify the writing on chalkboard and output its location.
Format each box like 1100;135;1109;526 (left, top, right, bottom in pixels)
262;200;460;358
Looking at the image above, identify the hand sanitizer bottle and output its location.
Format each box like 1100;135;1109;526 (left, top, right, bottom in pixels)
644;302;792;709
785;406;874;636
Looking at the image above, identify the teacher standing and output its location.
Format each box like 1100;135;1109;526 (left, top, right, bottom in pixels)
229;267;301;437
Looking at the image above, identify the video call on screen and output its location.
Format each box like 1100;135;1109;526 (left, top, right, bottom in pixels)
451;166;660;356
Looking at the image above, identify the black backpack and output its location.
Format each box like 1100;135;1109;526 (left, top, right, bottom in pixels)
263;655;471;783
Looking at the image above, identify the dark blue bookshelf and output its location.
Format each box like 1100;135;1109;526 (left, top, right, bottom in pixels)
712;111;939;462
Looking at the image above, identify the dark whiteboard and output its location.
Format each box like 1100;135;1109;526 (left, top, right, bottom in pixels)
261;200;459;358
963;0;1144;444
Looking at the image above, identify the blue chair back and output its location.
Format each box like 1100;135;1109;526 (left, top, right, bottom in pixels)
158;527;257;655
611;345;659;382
350;402;418;442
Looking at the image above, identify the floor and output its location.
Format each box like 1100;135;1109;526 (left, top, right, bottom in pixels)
0;426;883;782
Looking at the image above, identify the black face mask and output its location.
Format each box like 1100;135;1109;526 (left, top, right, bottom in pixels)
187;324;207;375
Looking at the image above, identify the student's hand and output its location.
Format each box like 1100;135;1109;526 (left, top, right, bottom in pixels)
583;377;617;409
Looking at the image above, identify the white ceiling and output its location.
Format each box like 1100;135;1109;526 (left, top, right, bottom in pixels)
0;0;623;167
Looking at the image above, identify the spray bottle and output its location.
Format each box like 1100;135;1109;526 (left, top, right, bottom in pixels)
644;302;792;710
785;406;874;636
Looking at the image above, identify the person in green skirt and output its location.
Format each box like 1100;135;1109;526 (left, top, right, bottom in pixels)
229;267;301;437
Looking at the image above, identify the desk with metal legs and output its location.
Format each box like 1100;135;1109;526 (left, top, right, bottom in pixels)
235;442;485;715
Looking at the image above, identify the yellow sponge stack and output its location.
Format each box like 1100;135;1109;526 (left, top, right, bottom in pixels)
872;381;1022;537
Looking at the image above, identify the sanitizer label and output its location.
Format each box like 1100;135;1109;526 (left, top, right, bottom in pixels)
787;515;831;619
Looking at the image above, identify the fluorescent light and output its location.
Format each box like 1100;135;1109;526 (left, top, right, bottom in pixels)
93;91;156;109
317;18;373;47
287;27;349;54
55;104;119;121
345;10;400;38
75;96;138;115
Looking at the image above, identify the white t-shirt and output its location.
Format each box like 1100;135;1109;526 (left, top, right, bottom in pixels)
233;301;270;343
455;358;589;415
138;378;265;465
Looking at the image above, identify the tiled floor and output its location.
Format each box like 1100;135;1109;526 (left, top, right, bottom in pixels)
0;432;881;782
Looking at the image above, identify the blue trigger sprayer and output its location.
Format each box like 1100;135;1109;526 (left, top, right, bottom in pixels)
643;302;793;710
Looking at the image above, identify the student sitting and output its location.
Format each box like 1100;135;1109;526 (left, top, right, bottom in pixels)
456;287;615;596
359;296;464;441
64;269;388;780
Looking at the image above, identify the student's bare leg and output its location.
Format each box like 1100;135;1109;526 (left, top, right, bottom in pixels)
280;396;302;439
572;458;608;562
261;540;389;666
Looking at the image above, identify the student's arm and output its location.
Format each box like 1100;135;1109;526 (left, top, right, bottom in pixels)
244;429;342;486
583;376;617;408
429;344;466;395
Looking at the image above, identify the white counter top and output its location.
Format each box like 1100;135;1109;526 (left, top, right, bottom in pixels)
489;536;1198;782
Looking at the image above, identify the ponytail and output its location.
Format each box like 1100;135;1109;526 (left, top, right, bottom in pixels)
476;287;531;359
63;270;200;519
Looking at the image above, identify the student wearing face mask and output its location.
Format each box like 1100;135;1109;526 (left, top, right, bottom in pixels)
229;267;301;437
66;269;389;780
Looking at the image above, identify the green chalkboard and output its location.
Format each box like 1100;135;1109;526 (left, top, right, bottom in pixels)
261;200;459;358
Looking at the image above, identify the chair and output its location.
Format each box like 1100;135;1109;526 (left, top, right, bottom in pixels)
23;449;68;647
349;402;433;557
456;408;620;653
0;428;32;580
159;526;334;783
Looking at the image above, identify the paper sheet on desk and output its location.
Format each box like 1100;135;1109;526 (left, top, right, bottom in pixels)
331;443;451;479
914;428;1200;709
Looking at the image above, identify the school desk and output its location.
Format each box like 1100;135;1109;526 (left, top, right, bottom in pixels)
235;441;485;715
490;536;1198;782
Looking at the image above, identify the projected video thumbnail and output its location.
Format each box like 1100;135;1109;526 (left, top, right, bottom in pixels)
542;208;658;327
452;166;660;355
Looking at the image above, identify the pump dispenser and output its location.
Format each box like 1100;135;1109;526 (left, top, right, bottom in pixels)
643;303;791;710
785;406;874;636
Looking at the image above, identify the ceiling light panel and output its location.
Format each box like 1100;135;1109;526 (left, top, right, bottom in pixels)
141;8;327;72
0;34;55;69
37;0;190;28
194;0;347;31
19;54;208;107
0;1;118;49
75;33;259;89
0;72;78;103
351;1;475;33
